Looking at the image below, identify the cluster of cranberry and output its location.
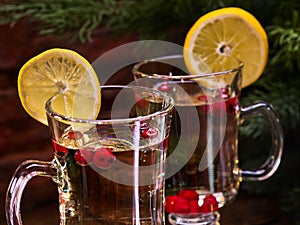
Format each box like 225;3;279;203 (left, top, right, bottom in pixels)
52;125;159;168
52;131;116;169
157;82;239;115
52;138;116;169
198;89;239;115
165;189;218;214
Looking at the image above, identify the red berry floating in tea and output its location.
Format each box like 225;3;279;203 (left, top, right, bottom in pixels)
131;121;150;132
225;96;239;114
141;127;158;139
67;131;83;140
93;147;116;169
52;140;69;156
157;82;171;92
74;147;94;166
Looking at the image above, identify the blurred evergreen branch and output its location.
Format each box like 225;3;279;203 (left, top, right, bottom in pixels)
239;7;300;139
105;0;237;40
0;0;116;42
268;10;300;71
0;0;247;41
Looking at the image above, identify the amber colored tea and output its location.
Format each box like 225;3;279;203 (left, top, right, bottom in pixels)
6;86;173;225
52;130;168;225
133;55;283;225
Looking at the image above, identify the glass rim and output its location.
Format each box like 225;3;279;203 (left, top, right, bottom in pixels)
132;54;244;80
45;85;174;125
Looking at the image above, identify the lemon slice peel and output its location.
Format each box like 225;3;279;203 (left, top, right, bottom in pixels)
18;48;101;126
183;7;269;88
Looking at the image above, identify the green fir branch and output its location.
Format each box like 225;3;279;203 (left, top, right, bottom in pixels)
0;0;245;42
267;10;300;71
106;0;246;40
239;5;300;140
240;75;300;139
0;0;116;42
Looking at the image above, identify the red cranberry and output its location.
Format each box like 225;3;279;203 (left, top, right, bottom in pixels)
93;147;116;169
67;131;83;140
51;140;68;156
200;194;218;213
165;195;178;213
131;121;149;132
158;82;171;92
220;87;231;99
165;195;190;214
219;88;239;115
225;96;239;114
141;127;158;138
141;121;150;129
177;189;199;201
189;200;201;213
198;95;208;102
173;196;190;214
74;147;94;166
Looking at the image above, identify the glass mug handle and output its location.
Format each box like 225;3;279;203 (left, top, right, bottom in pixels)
239;101;284;181
5;160;57;225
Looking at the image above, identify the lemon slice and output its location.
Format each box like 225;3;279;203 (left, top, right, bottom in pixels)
183;7;268;88
18;48;101;125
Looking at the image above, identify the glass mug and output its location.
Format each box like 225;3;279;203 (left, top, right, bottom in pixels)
132;55;284;225
6;85;174;225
